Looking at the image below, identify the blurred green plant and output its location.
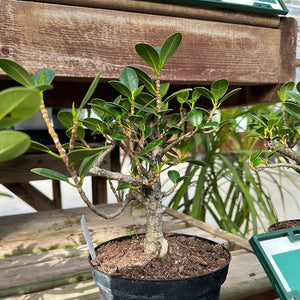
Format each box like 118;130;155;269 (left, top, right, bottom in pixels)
168;104;297;237
248;81;300;174
0;59;49;162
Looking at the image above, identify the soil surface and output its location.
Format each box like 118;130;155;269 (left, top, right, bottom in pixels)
91;233;230;280
269;220;300;232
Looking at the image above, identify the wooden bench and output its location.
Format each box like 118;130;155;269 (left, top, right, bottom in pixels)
0;205;278;299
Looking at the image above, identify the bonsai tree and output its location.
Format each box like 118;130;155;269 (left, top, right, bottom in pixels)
0;33;240;257
248;82;300;174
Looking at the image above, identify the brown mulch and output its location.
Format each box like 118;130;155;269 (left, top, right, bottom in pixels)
90;233;230;280
269;220;300;232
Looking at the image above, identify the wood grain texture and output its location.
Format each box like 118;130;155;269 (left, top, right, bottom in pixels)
0;203;273;299
0;0;293;86
30;0;281;29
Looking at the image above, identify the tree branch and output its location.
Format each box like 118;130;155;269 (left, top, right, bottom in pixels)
266;139;300;164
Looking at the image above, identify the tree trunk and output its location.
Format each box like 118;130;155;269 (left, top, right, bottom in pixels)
142;183;168;257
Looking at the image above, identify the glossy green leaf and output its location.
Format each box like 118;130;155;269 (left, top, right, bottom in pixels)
176;90;189;104
109;81;132;99
0;58;34;87
217;88;241;107
135;43;159;71
117;183;132;191
0;130;31;162
159;32;182;68
140;139;162;156
68;146;110;162
179;137;194;156
211;79;228;100
286;90;300;104
119;67;138;93
57;111;73;128
163;88;192;104
79;153;100;178
194;87;214;102
30;141;61;159
79;71;102;111
32;68;55;85
31;168;70;183
0;87;41;129
168;170;180;184
129;66;156;95
188;109;203;127
111;131;127;140
128;115;144;123
278;81;294;102
284;100;300;119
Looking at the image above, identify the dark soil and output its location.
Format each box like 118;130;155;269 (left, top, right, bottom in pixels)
91;233;230;280
269;220;300;232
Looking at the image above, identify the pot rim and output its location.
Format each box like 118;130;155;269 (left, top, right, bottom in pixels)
88;232;231;282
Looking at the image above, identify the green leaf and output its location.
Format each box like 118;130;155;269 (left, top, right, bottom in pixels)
32;68;55;85
176;90;189;104
31;168;70;183
188;109;203;127
135;43;159;72
129;66;156;95
179;137;194;156
111;131;127;140
0;58;34;87
119;67;138;93
117;183;132;191
267;118;280;128
140;140;163;156
286;90;300;104
284;100;300;119
266;146;283;160
109;81;132;99
278;81;294;102
30;141;61;159
57;111;73;128
68;146;110;162
79;153;100;178
194;87;214;102
159;32;182;69
168;170;180;184
211;79;228;101
163;88;192;104
128;115;144;123
79;71;102;111
218;88;241;107
0;130;31;162
0;87;41;129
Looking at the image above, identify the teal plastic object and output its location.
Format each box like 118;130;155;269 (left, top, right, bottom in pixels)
143;0;288;15
249;227;300;300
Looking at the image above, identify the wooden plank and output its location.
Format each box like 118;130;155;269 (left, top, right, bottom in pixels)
0;204;186;257
30;0;281;28
0;280;100;300
165;208;253;252
3;183;55;211
0;0;284;85
220;252;273;300
92;177;107;205
0;229;272;299
52;180;62;209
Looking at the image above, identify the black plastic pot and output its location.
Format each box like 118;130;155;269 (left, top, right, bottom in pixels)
88;233;231;300
268;219;300;232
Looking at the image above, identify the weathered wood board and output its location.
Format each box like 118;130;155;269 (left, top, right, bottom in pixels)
0;205;275;299
0;0;297;107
